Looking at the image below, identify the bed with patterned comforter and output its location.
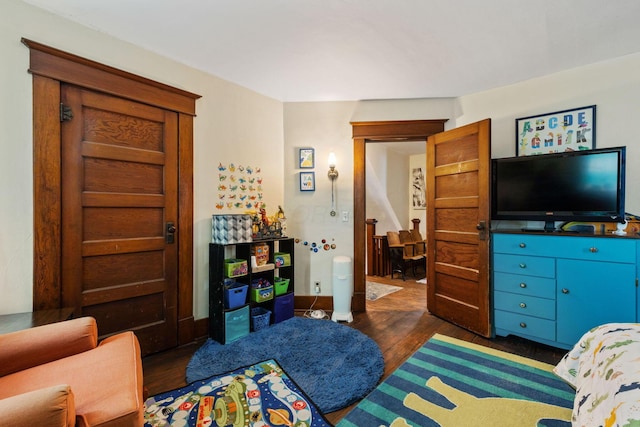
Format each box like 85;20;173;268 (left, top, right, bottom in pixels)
554;323;640;426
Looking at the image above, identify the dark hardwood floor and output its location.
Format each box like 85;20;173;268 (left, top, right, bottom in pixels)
142;274;567;425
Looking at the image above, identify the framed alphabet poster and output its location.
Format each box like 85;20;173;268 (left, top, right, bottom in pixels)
299;172;315;191
516;105;596;156
299;148;315;168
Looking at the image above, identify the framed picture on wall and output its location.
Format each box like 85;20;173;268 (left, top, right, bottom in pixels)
516;105;596;156
412;167;426;209
299;148;315;168
299;171;315;191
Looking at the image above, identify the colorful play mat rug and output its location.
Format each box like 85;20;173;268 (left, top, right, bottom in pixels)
338;334;574;427
144;359;331;427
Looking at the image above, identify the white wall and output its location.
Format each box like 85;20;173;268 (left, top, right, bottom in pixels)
283;100;455;297
282;101;357;296
4;0;640;317
454;53;640;216
0;1;284;317
284;55;640;296
364;148;427;243
365;144;399;236
386;149;410;230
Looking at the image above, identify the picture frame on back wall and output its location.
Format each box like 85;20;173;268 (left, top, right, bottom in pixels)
516;105;596;156
412;167;426;209
299;148;315;168
299;171;315;191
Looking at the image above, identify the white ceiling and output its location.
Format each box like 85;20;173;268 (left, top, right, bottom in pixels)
21;0;640;103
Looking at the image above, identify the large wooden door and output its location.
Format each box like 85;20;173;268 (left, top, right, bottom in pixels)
60;85;178;354
426;119;491;337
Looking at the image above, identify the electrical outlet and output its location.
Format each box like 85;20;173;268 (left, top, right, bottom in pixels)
314;281;321;294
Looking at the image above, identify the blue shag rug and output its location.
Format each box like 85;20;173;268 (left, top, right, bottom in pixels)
186;317;384;414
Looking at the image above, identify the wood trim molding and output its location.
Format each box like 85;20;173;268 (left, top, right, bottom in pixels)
22;38;200;115
32;75;63;309
353;138;366;312
351;120;448;313
177;113;195;345
26;40;199;346
351;120;448;141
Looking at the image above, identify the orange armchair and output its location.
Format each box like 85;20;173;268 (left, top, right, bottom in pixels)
0;317;144;426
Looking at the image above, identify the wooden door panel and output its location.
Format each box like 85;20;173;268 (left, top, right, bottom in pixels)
81;279;166;307
431;281;481;325
435;172;478;197
434;133;479;164
435;208;479;232
82;92;166;149
84;293;168;332
84;158;164;193
82;238;165;258
83;252;164;289
83;207;164;239
427;119;491;337
433;273;479;305
61;85;178;355
434;240;479;270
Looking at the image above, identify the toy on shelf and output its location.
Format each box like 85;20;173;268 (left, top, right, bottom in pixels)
248;206;286;240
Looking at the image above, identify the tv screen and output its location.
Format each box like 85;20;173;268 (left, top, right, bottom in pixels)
491;146;625;230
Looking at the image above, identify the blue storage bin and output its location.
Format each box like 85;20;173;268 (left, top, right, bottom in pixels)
224;282;248;309
251;307;271;331
273;292;294;323
224;305;249;343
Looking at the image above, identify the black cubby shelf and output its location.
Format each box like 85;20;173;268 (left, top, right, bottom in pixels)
208;237;295;344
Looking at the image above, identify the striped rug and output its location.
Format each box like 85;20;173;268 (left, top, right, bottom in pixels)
337;334;574;427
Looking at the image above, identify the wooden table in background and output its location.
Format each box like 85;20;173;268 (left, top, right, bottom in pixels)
0;308;74;334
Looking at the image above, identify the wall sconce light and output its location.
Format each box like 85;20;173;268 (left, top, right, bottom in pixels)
328;152;338;216
327;152;339;180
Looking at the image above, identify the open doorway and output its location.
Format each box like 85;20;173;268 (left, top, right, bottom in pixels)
365;141;427;311
351;120;448;313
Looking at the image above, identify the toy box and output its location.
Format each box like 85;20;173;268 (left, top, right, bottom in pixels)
274;252;291;267
251;278;273;302
250;307;271;331
224;259;248;278
212;214;253;244
224;305;250;343
274;277;290;296
251;286;273;303
224;282;248;309
273;293;294;323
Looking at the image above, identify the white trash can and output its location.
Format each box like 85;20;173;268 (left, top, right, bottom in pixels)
331;255;353;322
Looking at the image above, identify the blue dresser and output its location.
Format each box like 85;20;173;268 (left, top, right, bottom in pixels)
492;232;638;349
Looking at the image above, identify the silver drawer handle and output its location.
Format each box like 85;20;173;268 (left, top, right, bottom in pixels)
589;247;599;253
519;263;526;268
519;243;526;248
562;288;569;294
519;302;527;308
520;322;527;328
519;283;527;288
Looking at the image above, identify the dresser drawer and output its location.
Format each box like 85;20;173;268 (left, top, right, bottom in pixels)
493;233;636;263
492;253;555;278
494;310;555;341
493;234;563;257
551;237;636;263
493;272;555;299
494;291;555;320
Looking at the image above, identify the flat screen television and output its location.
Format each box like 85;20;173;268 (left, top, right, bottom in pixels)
491;146;626;232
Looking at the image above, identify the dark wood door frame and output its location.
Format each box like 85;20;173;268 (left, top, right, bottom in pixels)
351;120;448;311
23;39;201;345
